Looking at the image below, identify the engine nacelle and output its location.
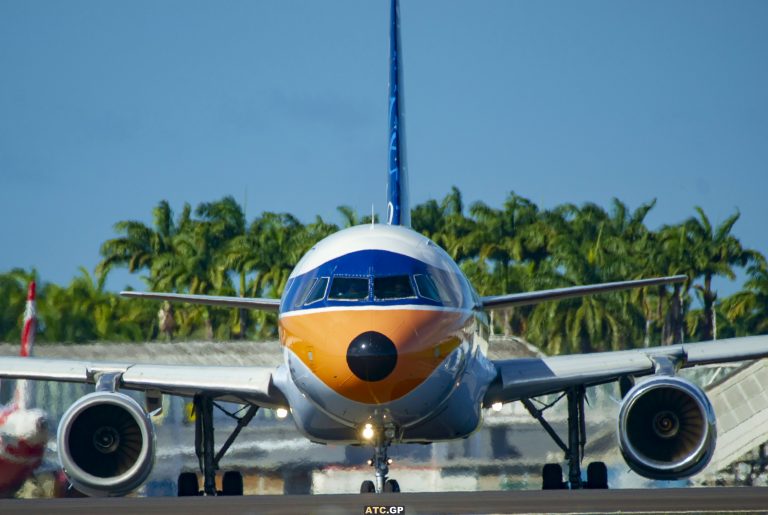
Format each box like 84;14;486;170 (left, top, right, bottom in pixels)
57;391;156;496
618;376;716;480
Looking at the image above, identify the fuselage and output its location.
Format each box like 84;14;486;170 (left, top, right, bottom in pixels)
0;403;47;497
276;224;497;444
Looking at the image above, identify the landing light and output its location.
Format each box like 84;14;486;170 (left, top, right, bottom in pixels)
491;402;503;412
276;408;288;419
362;423;375;440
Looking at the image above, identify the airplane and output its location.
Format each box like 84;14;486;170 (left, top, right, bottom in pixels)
1;0;768;497
0;282;48;497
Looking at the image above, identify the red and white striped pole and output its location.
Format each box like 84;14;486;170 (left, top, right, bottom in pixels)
20;281;36;358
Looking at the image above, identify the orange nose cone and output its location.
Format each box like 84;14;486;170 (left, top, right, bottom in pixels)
280;308;472;404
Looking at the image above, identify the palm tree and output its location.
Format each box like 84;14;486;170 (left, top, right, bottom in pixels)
0;268;38;342
685;207;760;340
412;187;476;261
223;212;335;338
466;192;550;335
653;223;696;344
98;200;191;280
102;197;246;340
222;230;260;339
195;197;247;338
721;263;768;336
36;268;152;342
337;205;361;228
11;191;764;346
151;220;234;340
593;198;688;347
526;201;646;353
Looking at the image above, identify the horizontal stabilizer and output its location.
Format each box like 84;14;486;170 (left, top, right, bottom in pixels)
120;291;280;312
480;275;686;311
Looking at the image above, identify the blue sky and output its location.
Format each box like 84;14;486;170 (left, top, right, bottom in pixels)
1;1;766;296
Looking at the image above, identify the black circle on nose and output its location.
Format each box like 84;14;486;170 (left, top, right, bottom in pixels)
346;331;398;382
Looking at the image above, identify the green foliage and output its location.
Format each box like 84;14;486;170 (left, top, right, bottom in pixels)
0;191;764;351
0;268;37;342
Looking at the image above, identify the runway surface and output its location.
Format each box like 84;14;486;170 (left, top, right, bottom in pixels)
2;487;768;515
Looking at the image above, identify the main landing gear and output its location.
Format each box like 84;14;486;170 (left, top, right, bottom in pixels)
177;394;259;496
360;442;400;494
522;386;608;490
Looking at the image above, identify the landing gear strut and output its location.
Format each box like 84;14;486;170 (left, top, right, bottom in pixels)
360;441;400;493
522;386;607;490
180;394;258;496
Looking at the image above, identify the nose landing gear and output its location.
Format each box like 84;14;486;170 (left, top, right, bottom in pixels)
360;442;400;493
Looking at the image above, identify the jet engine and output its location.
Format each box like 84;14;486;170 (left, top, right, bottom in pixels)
617;376;716;480
57;391;156;496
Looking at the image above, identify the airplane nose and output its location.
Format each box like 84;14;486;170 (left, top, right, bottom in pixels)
346;331;398;382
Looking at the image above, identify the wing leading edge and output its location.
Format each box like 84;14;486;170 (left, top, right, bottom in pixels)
0;357;287;408
484;334;768;406
120;291;280;312
480;275;686;310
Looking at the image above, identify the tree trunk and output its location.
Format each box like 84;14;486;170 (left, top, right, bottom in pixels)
675;284;684;344
237;271;248;340
702;274;716;341
664;284;684;345
642;293;652;348
660;287;671;345
661;284;684;345
644;318;651;348
204;308;214;340
579;327;592;354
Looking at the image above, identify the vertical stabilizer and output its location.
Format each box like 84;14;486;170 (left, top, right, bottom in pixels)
15;282;37;409
387;0;410;226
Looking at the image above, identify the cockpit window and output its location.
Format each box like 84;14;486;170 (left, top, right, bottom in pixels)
374;275;416;300
328;277;369;301
291;277;309;307
414;274;441;302
303;277;329;305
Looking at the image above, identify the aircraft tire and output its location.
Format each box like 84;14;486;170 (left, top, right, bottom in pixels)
177;472;199;496
360;480;375;493
541;463;564;490
222;471;244;496
586;461;608;489
384;479;400;493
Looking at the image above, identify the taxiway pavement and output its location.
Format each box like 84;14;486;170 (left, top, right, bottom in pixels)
1;487;767;515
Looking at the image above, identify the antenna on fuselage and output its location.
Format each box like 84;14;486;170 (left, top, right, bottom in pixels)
386;0;411;227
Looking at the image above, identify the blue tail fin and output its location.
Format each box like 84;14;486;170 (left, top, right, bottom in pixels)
387;0;410;227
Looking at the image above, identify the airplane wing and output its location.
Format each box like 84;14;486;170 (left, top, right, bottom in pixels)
0;357;287;408
480;275;686;310
484;334;768;405
120;291;281;312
